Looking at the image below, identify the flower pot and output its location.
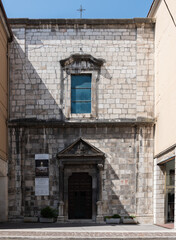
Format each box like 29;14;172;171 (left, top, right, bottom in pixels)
123;218;137;224
24;217;38;223
39;217;54;223
106;218;120;224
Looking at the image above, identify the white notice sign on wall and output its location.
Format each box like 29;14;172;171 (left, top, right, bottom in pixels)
35;178;49;196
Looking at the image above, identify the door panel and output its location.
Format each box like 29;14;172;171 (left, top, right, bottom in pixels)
68;172;92;219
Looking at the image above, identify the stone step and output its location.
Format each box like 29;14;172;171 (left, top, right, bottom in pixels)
0;223;175;240
0;231;176;240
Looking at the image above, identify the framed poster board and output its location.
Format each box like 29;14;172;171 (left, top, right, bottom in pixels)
35;154;49;177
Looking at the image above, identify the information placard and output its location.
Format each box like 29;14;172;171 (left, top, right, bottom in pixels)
35;178;49;196
35;154;49;177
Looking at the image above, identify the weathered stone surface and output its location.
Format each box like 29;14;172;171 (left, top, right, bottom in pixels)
8;21;154;224
8;126;154;223
9;22;154;121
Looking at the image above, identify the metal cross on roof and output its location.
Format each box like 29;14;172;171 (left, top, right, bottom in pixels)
77;5;86;19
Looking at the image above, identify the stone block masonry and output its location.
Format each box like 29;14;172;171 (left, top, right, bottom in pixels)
8;125;154;223
8;19;155;224
9;19;155;121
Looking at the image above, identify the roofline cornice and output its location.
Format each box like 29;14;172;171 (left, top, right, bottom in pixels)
8;18;155;29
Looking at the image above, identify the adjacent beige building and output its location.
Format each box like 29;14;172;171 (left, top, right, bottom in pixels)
0;0;12;222
148;0;176;227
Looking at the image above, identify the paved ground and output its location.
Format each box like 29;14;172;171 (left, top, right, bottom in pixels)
0;222;175;239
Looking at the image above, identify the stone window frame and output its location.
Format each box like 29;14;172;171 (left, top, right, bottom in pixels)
60;54;105;119
67;70;97;119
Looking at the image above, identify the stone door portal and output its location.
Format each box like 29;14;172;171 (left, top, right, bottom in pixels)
68;172;92;219
57;138;105;222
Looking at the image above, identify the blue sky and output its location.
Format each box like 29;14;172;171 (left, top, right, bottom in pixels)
2;0;153;19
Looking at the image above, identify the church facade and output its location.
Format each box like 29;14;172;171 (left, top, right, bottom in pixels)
8;18;155;223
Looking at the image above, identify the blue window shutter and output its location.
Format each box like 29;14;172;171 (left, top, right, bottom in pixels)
71;89;91;101
71;75;91;114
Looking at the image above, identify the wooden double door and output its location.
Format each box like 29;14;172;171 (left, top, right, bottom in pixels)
68;172;92;219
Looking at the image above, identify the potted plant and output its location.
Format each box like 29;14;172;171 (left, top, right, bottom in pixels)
122;215;137;224
40;206;58;223
104;214;121;224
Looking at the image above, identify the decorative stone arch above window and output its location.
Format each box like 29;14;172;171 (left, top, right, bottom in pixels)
60;54;105;119
60;54;105;71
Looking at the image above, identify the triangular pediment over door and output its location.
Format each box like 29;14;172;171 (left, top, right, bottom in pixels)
57;138;105;165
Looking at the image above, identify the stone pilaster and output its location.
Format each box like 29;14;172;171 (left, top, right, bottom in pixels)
96;164;104;223
57;162;65;222
153;158;157;225
154;162;165;225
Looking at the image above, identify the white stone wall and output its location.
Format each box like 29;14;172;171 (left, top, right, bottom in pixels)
153;158;165;225
9;23;154;121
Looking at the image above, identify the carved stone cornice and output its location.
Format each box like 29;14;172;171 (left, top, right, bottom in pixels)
60;54;105;70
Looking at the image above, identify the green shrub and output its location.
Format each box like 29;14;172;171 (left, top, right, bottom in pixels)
112;214;121;219
40;206;58;218
104;216;112;220
104;214;121;220
124;215;136;219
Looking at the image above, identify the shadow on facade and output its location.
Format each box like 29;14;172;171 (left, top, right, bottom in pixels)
8;36;137;224
10;38;66;122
